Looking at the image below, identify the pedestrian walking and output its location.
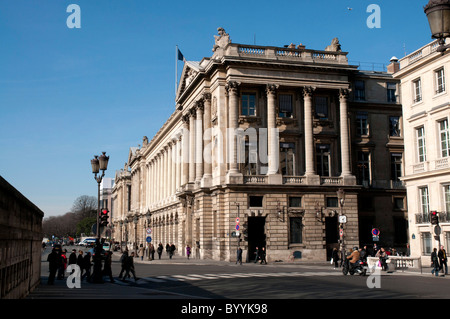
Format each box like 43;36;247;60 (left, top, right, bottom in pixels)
253;247;259;263
57;249;68;280
82;252;92;282
77;250;84;269
118;250;128;279
332;248;339;269
186;245;191;259
157;243;163;259
150;243;155;260
102;251;115;283
438;246;448;276
166;243;170;257
431;248;440;277
139;244;145;261
123;252;137;282
170;243;176;259
236;247;242;265
260;247;267;264
47;248;60;285
69;249;77;265
376;247;389;271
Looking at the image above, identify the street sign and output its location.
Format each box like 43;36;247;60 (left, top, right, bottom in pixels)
146;228;152;235
338;215;347;224
146;236;152;243
235;224;240;231
372;228;380;236
236;217;240;224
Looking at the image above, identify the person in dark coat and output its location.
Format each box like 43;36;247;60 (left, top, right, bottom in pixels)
118;250;128;279
438;246;448;275
69;249;77;265
157;243;163;260
236;247;242;265
82;252;92;282
169;243;176;259
47;248;60;285
123;252;137;281
332;247;339;269
102;251;115;283
253;247;259;263
259;247;267;264
431;248;440;277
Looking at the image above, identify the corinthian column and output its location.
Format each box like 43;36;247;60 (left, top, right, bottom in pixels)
201;93;212;187
303;86;319;184
195;101;204;185
225;80;243;184
189;108;196;185
181;115;189;187
266;84;281;184
339;88;355;185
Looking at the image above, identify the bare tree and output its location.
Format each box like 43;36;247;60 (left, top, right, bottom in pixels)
72;195;97;219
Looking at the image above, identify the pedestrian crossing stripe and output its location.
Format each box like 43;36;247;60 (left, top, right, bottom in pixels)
116;271;342;285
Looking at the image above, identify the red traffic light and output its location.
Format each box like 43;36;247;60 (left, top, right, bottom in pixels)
101;209;108;215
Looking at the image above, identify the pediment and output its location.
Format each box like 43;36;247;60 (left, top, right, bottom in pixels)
176;60;204;101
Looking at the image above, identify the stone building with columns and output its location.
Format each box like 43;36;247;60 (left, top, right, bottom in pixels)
111;29;406;261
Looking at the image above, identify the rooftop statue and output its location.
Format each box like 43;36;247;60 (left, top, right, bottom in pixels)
325;38;342;52
213;27;231;52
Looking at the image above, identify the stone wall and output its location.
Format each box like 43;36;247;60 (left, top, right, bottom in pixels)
0;176;44;299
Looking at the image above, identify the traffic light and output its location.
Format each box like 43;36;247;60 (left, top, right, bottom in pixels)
100;208;109;227
431;211;439;225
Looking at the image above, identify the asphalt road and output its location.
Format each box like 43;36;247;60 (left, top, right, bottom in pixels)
32;245;450;301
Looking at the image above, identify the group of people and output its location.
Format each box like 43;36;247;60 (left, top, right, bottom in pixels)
431;246;448;277
331;245;392;271
136;242;177;261
47;247;94;285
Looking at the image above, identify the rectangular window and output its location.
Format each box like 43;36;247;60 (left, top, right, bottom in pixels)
416;126;427;162
389;116;401;137
387;82;397;102
436;68;446;94
289;197;302;207
289;217;303;244
280;142;295;175
314;96;329;120
420;187;429;216
354;80;365;101
440;119;450;157
279;94;293;118
316;144;330;176
249;196;263;207
413;79;422;103
357;151;371;185
444;184;450;213
422;232;432;255
326;197;339;208
241;93;256;116
391;153;403;181
356;112;369;136
393;197;405;210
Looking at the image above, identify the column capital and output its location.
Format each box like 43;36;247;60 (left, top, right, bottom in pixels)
303;86;316;98
189;107;197;118
266;83;279;96
181;113;190;124
339;88;350;100
195;99;204;111
202;92;212;101
225;80;240;95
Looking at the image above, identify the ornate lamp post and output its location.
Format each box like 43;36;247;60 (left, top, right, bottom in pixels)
90;151;109;283
337;188;346;259
91;152;109;239
133;215;139;257
424;0;450;52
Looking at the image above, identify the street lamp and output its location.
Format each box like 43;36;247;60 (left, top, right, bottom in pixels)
133;215;139;257
91;152;109;239
424;0;450;52
337;188;346;260
90;151;109;284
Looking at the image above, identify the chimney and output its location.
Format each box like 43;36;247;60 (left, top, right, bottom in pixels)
387;56;400;74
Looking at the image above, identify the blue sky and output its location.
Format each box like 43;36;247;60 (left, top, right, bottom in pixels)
0;0;433;217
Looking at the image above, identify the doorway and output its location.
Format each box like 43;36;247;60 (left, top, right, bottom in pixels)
247;216;266;262
325;215;339;260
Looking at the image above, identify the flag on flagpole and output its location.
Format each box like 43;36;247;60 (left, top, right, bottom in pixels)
177;48;185;61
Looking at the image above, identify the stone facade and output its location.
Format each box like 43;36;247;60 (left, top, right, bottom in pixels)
112;29;406;262
394;40;450;262
0;176;44;299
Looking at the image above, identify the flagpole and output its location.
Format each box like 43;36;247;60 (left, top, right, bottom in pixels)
175;45;178;100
